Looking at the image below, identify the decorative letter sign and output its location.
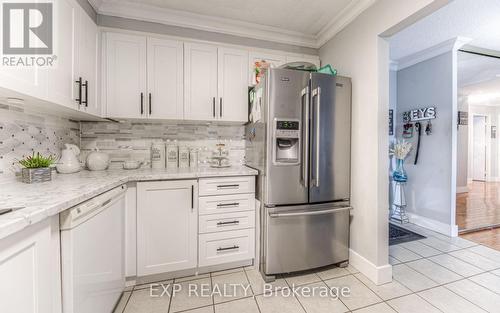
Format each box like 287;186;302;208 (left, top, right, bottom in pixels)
403;107;436;123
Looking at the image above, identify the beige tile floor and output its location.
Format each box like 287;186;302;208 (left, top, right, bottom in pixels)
114;224;500;313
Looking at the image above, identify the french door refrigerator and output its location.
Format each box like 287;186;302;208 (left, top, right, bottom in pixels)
245;68;352;278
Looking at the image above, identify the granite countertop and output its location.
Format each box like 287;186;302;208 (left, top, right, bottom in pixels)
0;166;258;240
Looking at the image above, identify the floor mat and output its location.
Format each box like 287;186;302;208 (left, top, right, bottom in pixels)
389;223;426;246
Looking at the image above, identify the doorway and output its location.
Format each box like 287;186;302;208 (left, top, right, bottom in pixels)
456;51;500;238
472;115;487;181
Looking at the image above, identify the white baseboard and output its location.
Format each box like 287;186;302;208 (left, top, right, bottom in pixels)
456;186;468;193
487;176;500;182
349;249;392;285
407;212;458;237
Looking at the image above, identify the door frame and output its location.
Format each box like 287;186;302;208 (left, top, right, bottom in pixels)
470;113;489;182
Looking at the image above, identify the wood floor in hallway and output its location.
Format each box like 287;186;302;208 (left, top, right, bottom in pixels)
460;228;500;251
456;181;500;231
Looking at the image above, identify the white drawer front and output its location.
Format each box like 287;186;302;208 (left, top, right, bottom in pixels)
199;229;255;267
199;176;255;196
199;194;255;215
199;211;255;234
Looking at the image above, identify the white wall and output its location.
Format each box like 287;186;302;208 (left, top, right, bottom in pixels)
396;52;455;232
319;0;437;285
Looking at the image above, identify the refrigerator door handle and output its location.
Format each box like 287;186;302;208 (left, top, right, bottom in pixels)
312;87;321;187
269;206;352;218
301;86;310;188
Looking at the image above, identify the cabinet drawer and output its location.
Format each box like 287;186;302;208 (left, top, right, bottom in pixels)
199;194;255;215
199;211;255;234
199;176;255;196
199;229;255;267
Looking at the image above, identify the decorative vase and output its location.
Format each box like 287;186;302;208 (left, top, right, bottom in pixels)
393;159;408;182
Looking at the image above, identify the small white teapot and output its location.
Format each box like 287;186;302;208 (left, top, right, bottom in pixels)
56;144;81;174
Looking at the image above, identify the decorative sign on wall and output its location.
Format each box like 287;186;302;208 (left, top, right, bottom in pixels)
458;111;468;126
403;107;436;123
389;109;394;136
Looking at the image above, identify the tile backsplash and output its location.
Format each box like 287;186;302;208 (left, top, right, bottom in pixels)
0;106;247;181
80;121;246;169
0;105;80;181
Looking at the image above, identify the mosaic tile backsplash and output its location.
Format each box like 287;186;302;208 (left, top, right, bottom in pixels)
0;105;80;181
80;121;246;169
0;105;246;181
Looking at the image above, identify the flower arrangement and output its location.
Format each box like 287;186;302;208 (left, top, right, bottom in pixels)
390;140;412;160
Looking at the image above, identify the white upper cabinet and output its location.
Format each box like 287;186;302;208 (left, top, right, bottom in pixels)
147;38;184;119
218;48;249;122
76;12;100;116
184;43;249;122
248;52;286;86
47;0;78;110
105;33;147;119
104;33;183;120
184;43;218;121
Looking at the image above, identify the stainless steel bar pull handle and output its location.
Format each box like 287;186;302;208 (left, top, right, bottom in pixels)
140;93;144;115
220;97;223;117
216;202;239;207
312;87;321;187
75;77;82;105
217;245;239;252
269;206;352;218
212;97;216;118
217;184;239;190
82;80;88;107
216;220;239;226
301;86;310;188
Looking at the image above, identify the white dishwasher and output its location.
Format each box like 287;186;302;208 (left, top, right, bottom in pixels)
60;185;126;313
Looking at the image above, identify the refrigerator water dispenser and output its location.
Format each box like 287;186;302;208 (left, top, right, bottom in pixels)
274;119;300;165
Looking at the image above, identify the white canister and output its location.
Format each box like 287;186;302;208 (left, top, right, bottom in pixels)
178;146;190;168
166;143;178;169
189;149;198;168
151;142;165;169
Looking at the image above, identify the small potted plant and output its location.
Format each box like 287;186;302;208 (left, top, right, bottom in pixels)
18;152;56;183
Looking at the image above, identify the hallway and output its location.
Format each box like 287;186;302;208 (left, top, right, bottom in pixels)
456;181;500;231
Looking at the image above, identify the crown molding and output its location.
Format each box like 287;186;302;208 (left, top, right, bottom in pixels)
87;0;102;11
395;36;472;71
315;0;377;48
91;0;375;48
96;1;317;47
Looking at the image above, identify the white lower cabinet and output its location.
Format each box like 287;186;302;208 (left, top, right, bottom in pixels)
198;176;256;267
0;216;62;313
199;229;255;267
134;176;256;278
137;180;198;276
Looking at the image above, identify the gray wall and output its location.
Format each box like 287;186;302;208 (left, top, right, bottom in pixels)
396;52;454;225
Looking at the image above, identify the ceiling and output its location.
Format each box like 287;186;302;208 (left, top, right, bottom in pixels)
458;51;500;106
89;0;376;48
390;0;500;61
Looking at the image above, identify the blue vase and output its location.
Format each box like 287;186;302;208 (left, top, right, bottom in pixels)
393;159;408;182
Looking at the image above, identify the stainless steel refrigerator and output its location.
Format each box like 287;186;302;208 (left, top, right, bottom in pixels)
245;68;352;279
